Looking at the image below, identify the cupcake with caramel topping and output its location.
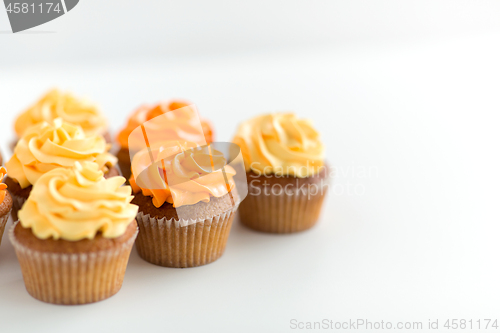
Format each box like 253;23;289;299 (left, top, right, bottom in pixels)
130;141;239;268
115;101;214;180
232;113;329;233
0;167;13;247
10;162;138;305
13;89;110;144
5;118;118;215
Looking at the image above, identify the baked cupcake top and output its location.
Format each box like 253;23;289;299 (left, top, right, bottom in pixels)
0;167;7;204
130;141;235;208
14;89;107;137
18;162;138;241
116;101;214;150
232;113;324;178
6;118;117;189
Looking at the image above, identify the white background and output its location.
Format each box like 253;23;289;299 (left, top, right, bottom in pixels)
1;1;500;332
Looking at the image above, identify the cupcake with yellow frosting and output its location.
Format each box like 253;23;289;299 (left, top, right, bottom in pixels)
5;118;118;215
232;113;329;233
130;141;239;268
115;101;214;180
0;167;13;247
13;89;110;144
10;161;138;305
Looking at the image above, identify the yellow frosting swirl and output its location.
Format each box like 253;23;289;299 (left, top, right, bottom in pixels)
14;89;107;137
232;113;324;177
6;118;117;189
130;141;236;208
18;162;138;241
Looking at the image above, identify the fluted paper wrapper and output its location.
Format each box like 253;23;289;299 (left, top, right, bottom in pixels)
0;214;9;247
136;206;238;268
9;222;138;305
238;182;328;233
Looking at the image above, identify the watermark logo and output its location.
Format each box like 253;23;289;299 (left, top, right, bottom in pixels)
128;104;248;219
3;0;79;33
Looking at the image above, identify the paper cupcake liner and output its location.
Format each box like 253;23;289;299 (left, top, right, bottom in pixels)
9;222;138;305
238;181;328;233
136;206;238;268
0;213;9;247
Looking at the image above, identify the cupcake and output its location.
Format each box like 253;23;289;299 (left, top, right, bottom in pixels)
130;141;239;268
0;167;13;247
115;101;214;180
13;89;110;145
232;113;329;233
10;161;138;305
5;118;118;216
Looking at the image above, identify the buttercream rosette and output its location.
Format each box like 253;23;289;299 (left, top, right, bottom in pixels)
232;113;329;233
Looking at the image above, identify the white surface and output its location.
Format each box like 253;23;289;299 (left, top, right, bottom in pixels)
1;31;500;333
2;0;500;65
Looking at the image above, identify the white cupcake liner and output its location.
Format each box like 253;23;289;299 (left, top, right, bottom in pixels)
238;179;328;233
9;221;138;305
135;205;238;268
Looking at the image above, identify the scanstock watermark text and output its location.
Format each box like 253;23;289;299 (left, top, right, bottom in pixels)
3;0;79;33
247;161;378;199
290;318;499;330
